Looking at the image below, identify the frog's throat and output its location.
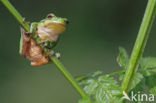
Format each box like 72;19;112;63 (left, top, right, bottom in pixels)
37;24;66;42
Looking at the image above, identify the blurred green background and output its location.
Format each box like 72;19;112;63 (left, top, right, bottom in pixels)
0;0;156;103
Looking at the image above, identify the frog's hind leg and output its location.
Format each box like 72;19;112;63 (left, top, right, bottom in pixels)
31;57;49;66
19;27;31;56
29;39;50;66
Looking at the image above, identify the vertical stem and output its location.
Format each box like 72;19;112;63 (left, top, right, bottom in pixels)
1;0;87;98
122;0;156;92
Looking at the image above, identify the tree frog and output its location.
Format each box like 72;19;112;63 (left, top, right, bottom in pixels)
19;13;68;66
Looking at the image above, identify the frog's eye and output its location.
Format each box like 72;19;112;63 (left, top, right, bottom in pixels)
64;19;69;24
46;14;55;19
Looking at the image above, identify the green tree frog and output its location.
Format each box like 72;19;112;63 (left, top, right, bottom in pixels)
19;13;68;66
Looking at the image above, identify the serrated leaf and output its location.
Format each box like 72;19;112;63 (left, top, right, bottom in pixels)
117;47;129;69
76;71;102;84
118;71;143;91
88;71;102;77
143;68;156;77
78;73;123;103
94;75;122;103
129;72;144;91
84;79;98;94
142;69;152;76
130;78;145;95
144;74;156;95
149;68;156;73
145;74;156;88
140;57;156;69
119;72;125;81
140;57;156;77
150;86;156;95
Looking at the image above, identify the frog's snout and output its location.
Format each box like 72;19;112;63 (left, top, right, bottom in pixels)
64;19;69;24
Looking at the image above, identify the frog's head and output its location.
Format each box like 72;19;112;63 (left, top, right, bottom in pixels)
37;13;69;42
45;13;69;25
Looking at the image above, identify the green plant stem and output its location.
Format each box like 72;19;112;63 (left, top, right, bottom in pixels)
122;0;156;93
1;0;87;98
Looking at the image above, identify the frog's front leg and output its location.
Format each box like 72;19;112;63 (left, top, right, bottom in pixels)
42;41;57;49
30;22;38;37
30;22;46;45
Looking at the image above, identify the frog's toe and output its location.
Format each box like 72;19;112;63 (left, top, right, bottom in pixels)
55;53;61;59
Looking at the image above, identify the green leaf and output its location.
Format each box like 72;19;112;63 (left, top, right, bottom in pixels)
129;72;144;91
117;47;129;69
83;79;98;94
149;68;156;73
140;57;156;69
145;75;156;88
88;71;102;77
150;86;156;95
130;78;145;95
119;72;144;91
142;68;156;77
76;71;102;85
118;72;143;91
119;72;125;81
145;74;156;95
140;57;156;77
78;73;123;103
